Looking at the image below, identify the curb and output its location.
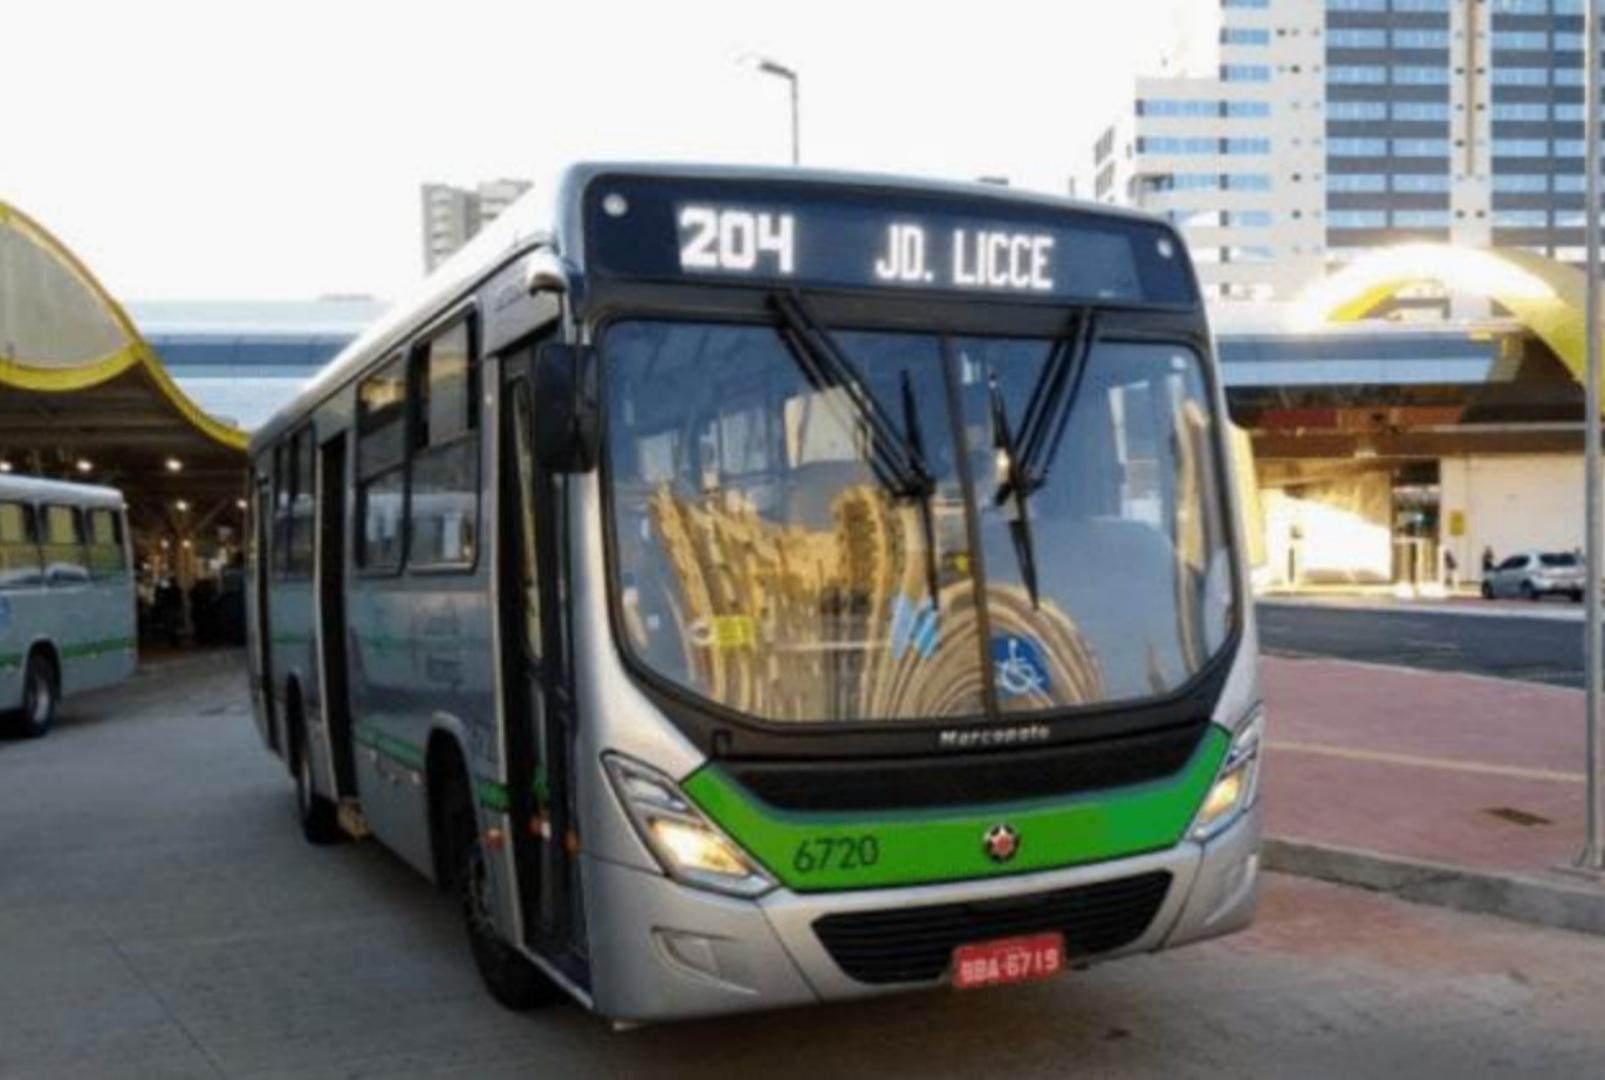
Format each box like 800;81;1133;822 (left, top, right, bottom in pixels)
1255;596;1583;624
1263;837;1605;937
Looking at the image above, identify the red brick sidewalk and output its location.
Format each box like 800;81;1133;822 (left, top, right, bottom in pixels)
1262;656;1593;878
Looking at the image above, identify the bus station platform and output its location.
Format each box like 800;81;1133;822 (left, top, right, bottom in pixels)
1260;655;1605;931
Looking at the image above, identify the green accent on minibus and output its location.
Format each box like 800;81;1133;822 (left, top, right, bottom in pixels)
60;636;136;660
351;722;513;811
0;636;133;672
682;726;1230;893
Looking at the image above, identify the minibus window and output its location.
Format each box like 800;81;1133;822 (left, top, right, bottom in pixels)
41;504;89;585
86;508;127;578
0;502;43;588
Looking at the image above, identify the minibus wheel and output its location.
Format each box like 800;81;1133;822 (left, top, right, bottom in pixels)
16;651;57;738
445;770;564;1011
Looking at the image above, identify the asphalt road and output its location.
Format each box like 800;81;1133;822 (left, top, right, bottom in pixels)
6;651;1605;1077
1258;601;1585;687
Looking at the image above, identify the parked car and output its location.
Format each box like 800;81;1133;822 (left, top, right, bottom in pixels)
1481;551;1584;602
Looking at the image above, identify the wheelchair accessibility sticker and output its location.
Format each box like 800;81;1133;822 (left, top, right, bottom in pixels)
992;633;1051;699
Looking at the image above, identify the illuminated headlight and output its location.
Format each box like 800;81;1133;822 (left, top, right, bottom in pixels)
1191;707;1264;841
603;753;776;898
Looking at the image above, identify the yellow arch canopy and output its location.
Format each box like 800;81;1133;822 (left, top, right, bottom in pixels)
0;200;246;508
1290;242;1592;389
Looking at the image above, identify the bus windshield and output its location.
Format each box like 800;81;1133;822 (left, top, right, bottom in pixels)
602;317;1234;724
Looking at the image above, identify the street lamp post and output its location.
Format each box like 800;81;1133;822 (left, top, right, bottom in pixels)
1585;0;1605;871
744;55;800;166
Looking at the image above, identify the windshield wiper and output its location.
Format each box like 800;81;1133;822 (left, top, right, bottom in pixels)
900;368;941;612
770;290;941;605
989;310;1097;609
989;370;1040;610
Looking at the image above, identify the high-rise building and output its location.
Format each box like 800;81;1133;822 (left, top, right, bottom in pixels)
1090;0;1591;306
420;179;534;272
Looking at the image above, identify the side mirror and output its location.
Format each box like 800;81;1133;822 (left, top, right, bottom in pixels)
533;342;599;472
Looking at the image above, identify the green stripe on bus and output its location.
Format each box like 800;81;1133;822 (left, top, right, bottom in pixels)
350;722;511;811
352;722;427;771
0;637;132;671
683;726;1229;893
60;636;136;660
476;781;511;812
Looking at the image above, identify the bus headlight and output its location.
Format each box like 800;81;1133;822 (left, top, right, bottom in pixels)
603;753;776;899
1191;707;1264;842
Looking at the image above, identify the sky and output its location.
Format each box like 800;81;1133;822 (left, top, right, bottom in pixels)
6;0;1171;303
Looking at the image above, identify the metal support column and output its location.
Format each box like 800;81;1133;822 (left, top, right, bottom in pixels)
1583;0;1605;870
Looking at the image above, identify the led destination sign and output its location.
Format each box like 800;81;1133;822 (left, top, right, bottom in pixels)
586;176;1197;306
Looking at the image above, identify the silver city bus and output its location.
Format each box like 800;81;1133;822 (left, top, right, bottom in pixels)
248;164;1263;1023
0;475;136;737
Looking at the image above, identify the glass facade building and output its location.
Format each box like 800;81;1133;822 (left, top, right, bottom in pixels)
1093;0;1597;303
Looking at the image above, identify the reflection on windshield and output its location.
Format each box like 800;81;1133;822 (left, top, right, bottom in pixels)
954;337;1229;710
603;319;1231;725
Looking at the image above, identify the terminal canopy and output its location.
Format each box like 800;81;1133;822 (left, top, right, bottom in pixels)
0;201;248;569
1293;242;1596;396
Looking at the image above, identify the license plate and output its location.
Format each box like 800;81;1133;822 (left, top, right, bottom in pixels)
951;932;1065;990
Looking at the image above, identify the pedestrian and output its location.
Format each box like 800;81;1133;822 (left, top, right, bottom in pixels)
1482;545;1496;575
1444;549;1459;591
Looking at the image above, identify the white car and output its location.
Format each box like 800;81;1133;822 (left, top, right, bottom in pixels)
1481;551;1584;602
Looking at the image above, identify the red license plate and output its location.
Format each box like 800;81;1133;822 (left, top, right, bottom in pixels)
951;932;1066;990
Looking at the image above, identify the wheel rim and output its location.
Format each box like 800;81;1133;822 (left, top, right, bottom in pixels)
26;668;50;726
461;833;497;944
297;745;313;817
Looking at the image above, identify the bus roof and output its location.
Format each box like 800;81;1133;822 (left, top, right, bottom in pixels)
0;473;126;509
252;162;1177;453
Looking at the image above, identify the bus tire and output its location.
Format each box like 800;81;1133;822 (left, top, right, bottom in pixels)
14;650;58;739
291;704;343;845
444;768;563;1011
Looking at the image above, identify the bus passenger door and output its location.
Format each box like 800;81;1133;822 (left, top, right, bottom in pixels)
316;433;356;796
500;371;582;974
250;472;277;751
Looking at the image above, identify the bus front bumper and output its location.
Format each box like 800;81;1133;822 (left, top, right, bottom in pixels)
583;801;1261;1023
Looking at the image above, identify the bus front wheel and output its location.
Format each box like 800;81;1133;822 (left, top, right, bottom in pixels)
445;770;563;1011
14;651;58;739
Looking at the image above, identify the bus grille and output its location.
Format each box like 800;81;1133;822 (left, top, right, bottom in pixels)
812;871;1172;985
725;722;1207;812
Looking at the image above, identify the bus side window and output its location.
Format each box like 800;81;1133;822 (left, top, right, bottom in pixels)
357;354;409;570
86;508;128;579
41;504;89;585
409;317;479;569
273;441;293;579
0;501;43;589
288;426;316;578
